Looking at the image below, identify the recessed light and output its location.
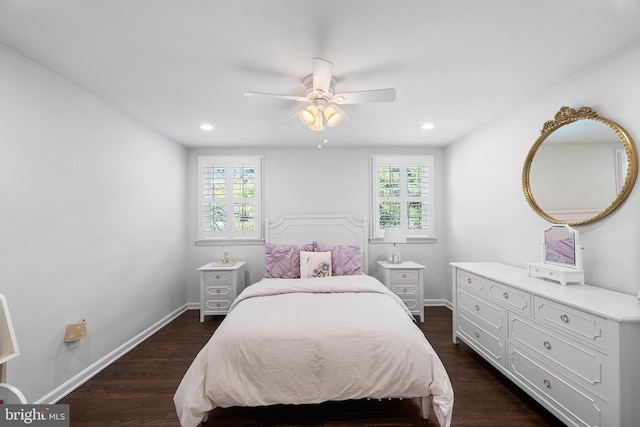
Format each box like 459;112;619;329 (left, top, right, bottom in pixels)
200;123;214;131
421;123;435;130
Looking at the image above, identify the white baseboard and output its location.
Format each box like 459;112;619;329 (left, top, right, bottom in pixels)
37;303;190;404
424;299;452;310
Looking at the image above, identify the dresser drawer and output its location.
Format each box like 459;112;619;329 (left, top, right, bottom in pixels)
508;344;606;427
391;270;419;284
457;313;505;365
204;271;233;284
456;269;486;295
457;288;505;335
509;313;606;397
204;298;232;312
487;280;531;316
534;296;607;350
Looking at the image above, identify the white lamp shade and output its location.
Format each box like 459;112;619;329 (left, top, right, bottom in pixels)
299;105;318;126
383;227;407;244
324;106;342;127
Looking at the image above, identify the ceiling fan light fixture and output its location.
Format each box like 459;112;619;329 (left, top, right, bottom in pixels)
324;106;342;127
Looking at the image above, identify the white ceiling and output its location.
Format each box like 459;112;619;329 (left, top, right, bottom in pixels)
1;0;639;148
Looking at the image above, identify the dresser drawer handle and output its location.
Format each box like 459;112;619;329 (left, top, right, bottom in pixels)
503;292;509;299
474;304;480;311
474;331;480;338
467;278;472;284
543;341;551;350
402;273;407;279
403;288;407;293
216;289;220;294
543;379;551;388
560;314;569;323
216;303;220;307
216;274;221;280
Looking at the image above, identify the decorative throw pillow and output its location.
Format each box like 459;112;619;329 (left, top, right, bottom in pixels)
300;251;332;278
313;242;362;276
264;243;314;278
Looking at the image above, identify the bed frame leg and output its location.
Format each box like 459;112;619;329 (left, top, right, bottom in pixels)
419;396;430;419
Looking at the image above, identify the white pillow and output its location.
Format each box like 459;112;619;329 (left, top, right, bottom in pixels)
300;251;332;278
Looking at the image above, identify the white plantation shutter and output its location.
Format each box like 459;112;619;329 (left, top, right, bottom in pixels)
198;156;262;241
371;155;434;239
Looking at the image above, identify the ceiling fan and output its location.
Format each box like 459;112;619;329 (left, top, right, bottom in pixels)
244;58;396;131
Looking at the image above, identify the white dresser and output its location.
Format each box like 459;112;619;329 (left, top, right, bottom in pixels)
378;261;424;322
198;261;246;322
451;262;640;427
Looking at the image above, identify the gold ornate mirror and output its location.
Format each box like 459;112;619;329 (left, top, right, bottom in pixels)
523;106;638;225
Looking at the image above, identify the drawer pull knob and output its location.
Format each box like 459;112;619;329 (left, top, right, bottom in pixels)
467;278;472;284
216;303;220;307
216;289;220;294
403;288;407;293
543;379;551;388
503;292;509;299
543;341;551;350
216;275;221;279
474;304;480;311
560;314;569;323
474;331;480;338
402;273;407;278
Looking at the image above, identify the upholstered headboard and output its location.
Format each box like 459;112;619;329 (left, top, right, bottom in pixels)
265;214;369;274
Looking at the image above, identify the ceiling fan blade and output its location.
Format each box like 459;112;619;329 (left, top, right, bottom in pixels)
331;88;396;104
244;92;307;102
312;58;334;94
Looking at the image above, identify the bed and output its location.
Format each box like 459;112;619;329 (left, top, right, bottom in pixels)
174;215;454;426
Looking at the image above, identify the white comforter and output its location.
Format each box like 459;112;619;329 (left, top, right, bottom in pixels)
174;275;453;426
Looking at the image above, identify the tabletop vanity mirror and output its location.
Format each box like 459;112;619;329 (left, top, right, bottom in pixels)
528;224;584;285
522;106;638;225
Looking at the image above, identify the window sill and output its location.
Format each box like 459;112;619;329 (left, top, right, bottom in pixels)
195;238;265;246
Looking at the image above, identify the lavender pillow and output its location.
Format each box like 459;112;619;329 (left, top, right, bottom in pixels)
313;241;362;276
264;243;314;278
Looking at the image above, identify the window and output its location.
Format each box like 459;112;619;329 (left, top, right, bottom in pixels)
198;156;262;241
371;155;434;239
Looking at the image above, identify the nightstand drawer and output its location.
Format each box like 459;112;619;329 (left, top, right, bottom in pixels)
204;298;232;312
391;283;419;297
390;270;419;284
204;285;232;298
204;271;232;284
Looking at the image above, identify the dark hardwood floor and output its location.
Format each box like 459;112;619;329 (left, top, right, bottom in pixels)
60;307;566;426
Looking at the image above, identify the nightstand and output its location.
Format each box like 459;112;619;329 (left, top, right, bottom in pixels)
377;261;425;322
198;261;246;322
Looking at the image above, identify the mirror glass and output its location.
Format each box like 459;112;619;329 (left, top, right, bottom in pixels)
523;107;638;225
543;225;576;268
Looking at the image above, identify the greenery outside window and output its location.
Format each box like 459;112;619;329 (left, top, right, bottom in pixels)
371;155;434;239
198;155;262;242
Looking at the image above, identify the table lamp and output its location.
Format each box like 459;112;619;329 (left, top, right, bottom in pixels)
383;227;406;264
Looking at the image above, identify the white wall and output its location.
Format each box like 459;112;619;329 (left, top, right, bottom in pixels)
0;44;188;402
445;39;640;297
187;146;450;305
